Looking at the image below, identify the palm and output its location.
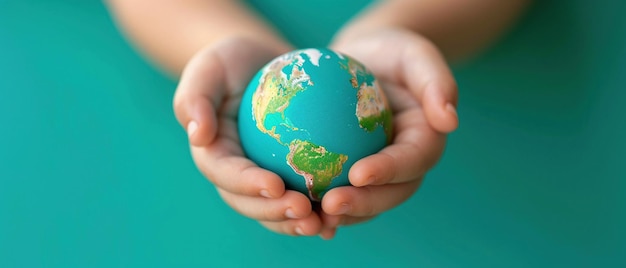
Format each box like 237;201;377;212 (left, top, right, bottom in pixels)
174;38;326;236
317;29;458;232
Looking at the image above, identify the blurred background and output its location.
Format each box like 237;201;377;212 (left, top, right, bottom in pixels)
1;0;624;267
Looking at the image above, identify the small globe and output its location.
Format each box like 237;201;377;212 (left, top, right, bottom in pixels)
238;48;393;201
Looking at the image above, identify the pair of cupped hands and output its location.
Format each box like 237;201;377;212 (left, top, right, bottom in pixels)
173;28;458;239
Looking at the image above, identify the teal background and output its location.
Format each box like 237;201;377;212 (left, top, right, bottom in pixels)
0;0;624;267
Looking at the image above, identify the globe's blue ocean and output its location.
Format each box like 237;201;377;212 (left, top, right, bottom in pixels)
239;48;389;198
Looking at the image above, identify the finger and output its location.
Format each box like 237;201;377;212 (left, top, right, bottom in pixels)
190;117;285;198
218;189;313;221
322;180;422;217
191;141;285;198
337;215;376;226
349;108;445;186
319;228;337;240
319;211;375;239
317;208;338;240
333;30;459;133
259;213;323;236
320;211;376;229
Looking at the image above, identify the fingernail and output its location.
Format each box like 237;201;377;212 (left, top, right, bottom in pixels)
446;103;457;117
295;227;305;236
259;189;271;198
337;203;351;215
285;208;298;219
187;120;198;138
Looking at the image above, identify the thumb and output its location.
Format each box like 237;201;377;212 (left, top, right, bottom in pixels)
173;48;224;147
420;81;459;133
174;97;219;147
401;35;459;133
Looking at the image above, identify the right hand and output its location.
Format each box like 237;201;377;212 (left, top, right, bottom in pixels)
173;37;324;236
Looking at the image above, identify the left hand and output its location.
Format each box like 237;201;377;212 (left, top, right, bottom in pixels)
318;28;459;239
173;37;324;237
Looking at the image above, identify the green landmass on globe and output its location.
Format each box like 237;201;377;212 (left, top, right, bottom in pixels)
341;54;394;141
287;140;349;199
243;48;392;201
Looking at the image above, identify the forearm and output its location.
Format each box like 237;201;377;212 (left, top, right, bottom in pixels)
106;0;291;76
333;0;531;61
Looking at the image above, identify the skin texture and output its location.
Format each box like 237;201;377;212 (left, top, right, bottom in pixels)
106;0;530;239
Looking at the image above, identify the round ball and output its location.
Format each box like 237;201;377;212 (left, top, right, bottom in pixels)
238;48;393;201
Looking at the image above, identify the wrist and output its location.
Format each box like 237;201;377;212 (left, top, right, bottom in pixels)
330;26;427;55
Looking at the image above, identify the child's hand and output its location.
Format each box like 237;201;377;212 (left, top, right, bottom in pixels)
173;38;324;236
319;29;459;238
